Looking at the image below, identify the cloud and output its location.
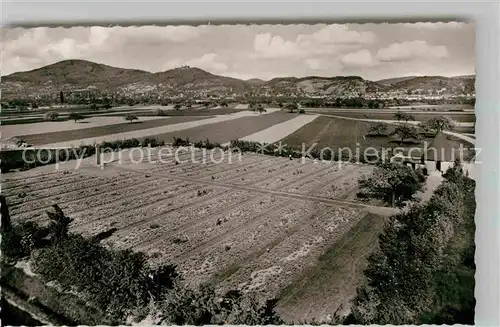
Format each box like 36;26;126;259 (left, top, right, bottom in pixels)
253;33;300;58
304;58;321;70
252;24;376;59
2;26;206;74
376;40;449;62
340;49;377;67
161;53;228;72
402;22;466;29
185;53;228;72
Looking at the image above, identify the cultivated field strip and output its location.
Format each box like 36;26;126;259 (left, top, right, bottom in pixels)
4;173;92;197
8;171;138;212
2;170;75;190
172;200;334;286
129;161;354;252
309;165;373;199
71;183;216;234
219;206;364;299
134;193;283;253
9;175;182;222
5;171;139;206
281;164;362;195
8;171;141;214
109;190;260;249
93;158;324;242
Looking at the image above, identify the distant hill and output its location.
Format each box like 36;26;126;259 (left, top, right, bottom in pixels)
376;76;420;86
258;76;388;97
246;78;266;86
388;76;475;94
1;59;475;99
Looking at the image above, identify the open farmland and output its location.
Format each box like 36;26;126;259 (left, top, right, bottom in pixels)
280;115;436;156
3;148;397;323
306;108;475;122
13;116;210;146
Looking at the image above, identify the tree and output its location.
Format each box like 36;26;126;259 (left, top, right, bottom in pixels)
158;283;283;325
44;111;59;121
154;109;166;116
125;114;139;123
367;122;389;136
393;111;415;123
0;195;12;233
103;97;112;109
286;102;298;113
46;204;73;242
60;91;64;104
391;124;420;145
357;162;426;207
68;112;85;123
424;116;455;136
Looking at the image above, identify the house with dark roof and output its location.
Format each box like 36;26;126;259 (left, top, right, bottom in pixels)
421;132;474;173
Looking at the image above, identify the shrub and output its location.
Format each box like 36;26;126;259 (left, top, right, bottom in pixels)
122;138;141;148
125;114;139;123
142;137;165;148
43;111;59;121
298;109;306;114
68;112;85;122
172;137;191;147
154;109;166;116
349;163;475;325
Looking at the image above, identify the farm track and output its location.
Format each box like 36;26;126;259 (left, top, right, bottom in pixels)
108;158;329;246
135;164;369;257
72;156;296;233
116;165;398;216
311;120;333;144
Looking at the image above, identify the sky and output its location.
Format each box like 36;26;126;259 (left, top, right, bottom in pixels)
2;22;475;81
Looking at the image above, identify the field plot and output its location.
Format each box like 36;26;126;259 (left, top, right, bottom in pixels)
3;150;395;323
0;116;166;139
307;108;475;122
15;116;209;146
232;114;319;145
145;111;295;144
280;115;436;156
41;110;289;148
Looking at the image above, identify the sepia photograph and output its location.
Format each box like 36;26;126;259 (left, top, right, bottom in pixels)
1;22;476;325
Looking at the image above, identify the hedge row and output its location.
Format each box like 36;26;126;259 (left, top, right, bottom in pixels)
1;137;166;173
348;162;476;324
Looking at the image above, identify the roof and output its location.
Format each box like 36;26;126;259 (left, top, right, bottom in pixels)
423;132;474;162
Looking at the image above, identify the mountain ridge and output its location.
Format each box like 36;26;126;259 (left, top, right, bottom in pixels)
1;59;476;98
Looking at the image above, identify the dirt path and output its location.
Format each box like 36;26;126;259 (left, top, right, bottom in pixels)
117;164;399;217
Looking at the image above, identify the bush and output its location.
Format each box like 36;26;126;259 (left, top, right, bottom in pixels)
298;109;306;114
125;114;139;123
142;137;165;147
349;163;475;325
154;109;166;116
43;111;59;121
172;137;191;147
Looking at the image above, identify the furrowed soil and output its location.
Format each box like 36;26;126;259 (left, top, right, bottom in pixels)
3;147;397;323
